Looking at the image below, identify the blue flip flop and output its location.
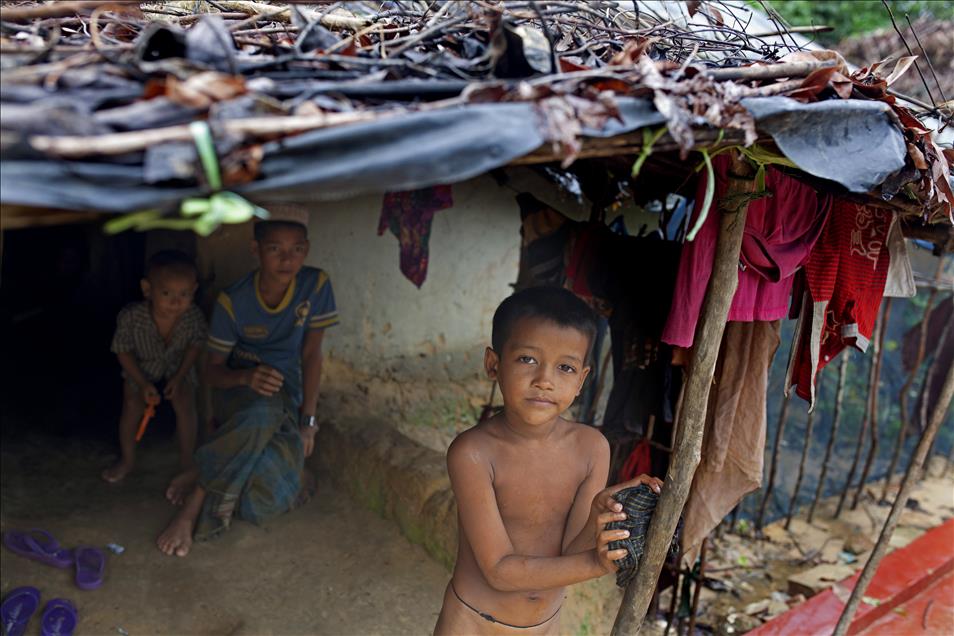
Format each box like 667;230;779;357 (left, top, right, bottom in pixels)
3;529;73;569
74;546;106;590
1;586;41;636
40;599;78;636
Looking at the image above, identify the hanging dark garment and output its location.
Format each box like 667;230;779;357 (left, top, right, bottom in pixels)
596;233;681;435
515;192;574;290
378;185;454;288
516;192;681;436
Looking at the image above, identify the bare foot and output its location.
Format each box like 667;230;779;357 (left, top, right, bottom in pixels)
292;468;317;510
102;462;134;483
156;515;194;557
165;466;199;505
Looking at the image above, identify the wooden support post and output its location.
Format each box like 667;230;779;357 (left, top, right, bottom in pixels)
611;152;753;636
808;353;848;523
851;298;892;509
832;356;954;636
756;393;791;531
785;382;820;529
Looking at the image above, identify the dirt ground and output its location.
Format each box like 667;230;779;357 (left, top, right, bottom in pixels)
0;432;449;636
652;462;954;634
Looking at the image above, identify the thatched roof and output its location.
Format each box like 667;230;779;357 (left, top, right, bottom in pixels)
0;1;951;243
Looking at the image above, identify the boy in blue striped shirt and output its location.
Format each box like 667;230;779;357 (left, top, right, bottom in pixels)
157;209;338;557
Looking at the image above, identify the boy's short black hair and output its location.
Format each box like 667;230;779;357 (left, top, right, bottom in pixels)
253;220;308;242
491;286;598;357
145;249;197;281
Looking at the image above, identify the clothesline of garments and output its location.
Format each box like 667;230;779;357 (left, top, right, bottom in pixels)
379;161;917;565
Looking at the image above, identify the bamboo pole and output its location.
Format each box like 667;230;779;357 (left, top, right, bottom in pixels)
807;352;848;523
611;152;754;636
785;382;820;529
756;393;791;531
880;259;945;503
851;298;892;510
917;319;953;481
835;310;882;518
832;358;954;636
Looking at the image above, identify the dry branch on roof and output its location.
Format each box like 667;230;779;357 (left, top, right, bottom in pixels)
0;1;951;223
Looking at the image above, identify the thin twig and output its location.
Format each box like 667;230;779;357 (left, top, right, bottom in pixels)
881;0;937;109
904;14;948;104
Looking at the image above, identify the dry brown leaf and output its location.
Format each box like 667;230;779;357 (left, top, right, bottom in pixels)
907;143;928;170
166;72;246;109
884;55;919;87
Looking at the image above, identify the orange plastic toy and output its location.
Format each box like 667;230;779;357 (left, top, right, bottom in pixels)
135;398;160;442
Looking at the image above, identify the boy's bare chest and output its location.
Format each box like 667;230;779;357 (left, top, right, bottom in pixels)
491;448;585;526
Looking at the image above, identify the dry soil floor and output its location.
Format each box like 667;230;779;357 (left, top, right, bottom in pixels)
1;432;449;635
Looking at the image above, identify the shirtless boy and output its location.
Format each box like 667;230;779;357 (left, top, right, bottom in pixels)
435;286;663;634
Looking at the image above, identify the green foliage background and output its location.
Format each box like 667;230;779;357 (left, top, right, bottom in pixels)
755;1;954;44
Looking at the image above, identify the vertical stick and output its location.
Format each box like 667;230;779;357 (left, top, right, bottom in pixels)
880;259;944;503
917;319;952;481
687;537;708;635
832;360;954;636
785;382;821;529
756;393;791;531
662;544;683;636
852;298;892;509
808;352;849;523
611;153;753;636
835;310;881;518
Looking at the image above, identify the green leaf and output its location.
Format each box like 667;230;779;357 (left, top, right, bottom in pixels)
631;126;668;178
686;148;714;242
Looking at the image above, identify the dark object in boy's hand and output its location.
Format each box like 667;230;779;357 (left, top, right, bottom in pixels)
606;484;682;588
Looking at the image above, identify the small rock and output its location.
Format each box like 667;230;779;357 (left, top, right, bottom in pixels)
732;613;763;632
787;594;806;606
844;530;875;555
762;523;789;544
744;599;770;615
771;591;791;603
788;563;855;598
820;538;845;563
766;600;789;618
888;525;921;549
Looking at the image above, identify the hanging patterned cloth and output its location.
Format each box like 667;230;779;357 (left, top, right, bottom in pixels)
378;185;454;288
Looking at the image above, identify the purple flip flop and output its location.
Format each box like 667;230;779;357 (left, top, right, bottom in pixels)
3;529;73;569
40;599;77;636
1;586;41;636
74;546;106;590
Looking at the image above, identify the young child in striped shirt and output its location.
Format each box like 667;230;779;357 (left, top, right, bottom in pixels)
102;250;207;483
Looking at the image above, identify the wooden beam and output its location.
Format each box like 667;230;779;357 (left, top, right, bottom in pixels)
611;151;754;635
0;1;126;21
0;205;104;230
705;60;838;81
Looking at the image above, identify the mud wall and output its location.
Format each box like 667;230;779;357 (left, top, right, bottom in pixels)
194;169;593;449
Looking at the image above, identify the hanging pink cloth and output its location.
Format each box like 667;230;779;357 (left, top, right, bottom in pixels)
662;155;831;347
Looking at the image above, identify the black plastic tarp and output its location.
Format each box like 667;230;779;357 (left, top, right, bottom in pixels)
0;96;906;212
